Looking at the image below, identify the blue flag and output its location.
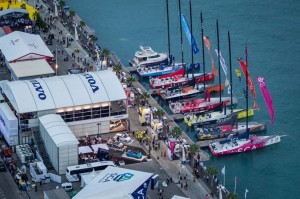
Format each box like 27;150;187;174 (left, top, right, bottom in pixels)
180;14;199;54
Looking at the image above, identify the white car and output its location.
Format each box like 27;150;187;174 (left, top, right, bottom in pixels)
114;133;131;143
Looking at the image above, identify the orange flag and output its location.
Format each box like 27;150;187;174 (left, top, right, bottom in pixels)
203;36;218;76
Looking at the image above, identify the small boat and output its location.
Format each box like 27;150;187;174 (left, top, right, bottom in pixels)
137;63;184;77
184;108;253;127
149;69;214;89
169;96;238;114
129;46;169;67
159;84;223;101
196;122;267;140
209;135;281;156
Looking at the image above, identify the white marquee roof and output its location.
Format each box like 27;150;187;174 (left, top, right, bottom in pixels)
1;70;126;113
39;114;79;147
9;59;55;78
0;31;53;62
73;166;153;199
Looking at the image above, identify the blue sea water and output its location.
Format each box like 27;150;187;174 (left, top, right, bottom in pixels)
66;0;300;198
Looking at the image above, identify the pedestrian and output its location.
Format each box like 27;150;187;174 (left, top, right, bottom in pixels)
170;177;172;183
180;182;183;189
164;150;166;159
35;184;37;192
205;194;210;199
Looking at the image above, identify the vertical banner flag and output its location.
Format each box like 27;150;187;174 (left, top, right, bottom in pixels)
180;14;199;54
257;76;275;124
215;49;231;94
245;188;249;199
238;60;259;110
203;36;218;76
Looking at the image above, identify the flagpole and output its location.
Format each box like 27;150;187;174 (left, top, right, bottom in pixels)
245;45;249;134
216;20;222;112
200;12;206;91
234;176;237;194
224;170;225;187
178;0;184;65
166;0;171;65
228;31;233;114
189;0;194;65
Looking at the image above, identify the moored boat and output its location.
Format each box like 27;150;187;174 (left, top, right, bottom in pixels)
149;71;214;89
129;46;169;67
159;84;223;101
184;108;251;127
169;96;238;114
196;122;267;140
209;135;281;156
137;63;184;77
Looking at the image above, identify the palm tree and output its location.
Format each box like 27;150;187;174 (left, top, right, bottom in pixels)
79;20;86;28
171;126;182;138
69;10;76;19
207;165;218;187
58;0;66;8
100;48;110;60
226;193;239;199
155;108;165;121
127;76;136;87
140;92;150;106
189;143;200;156
113;64;122;77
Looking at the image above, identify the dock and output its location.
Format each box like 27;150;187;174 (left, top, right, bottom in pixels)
109;52;210;161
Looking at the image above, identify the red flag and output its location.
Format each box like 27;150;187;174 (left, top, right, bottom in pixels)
238;60;259;110
203;36;218;76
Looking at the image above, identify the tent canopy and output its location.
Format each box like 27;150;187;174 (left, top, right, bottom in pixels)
73;166;153;199
9;59;55;79
39;114;79;147
0;31;53;62
1;70;127;113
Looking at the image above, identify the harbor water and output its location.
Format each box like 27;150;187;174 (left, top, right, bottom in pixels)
66;0;300;198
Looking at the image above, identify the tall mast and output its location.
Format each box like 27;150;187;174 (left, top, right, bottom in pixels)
166;0;171;64
245;45;249;133
228;31;233;114
189;0;193;65
201;12;205;90
216;20;222;110
178;0;184;67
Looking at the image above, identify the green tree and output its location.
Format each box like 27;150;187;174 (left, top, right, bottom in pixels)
189;143;200;156
113;64;122;76
171;126;182;138
207;165;218;176
100;48;110;60
58;0;66;8
127;76;136;87
69;10;76;19
226;193;239;199
140;92;150;105
79;20;85;28
91;35;98;42
155;108;165;121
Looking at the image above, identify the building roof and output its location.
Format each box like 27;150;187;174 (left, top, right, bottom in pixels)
0;8;29;17
39;114;79;147
0;31;53;62
1;70;126;113
73;166;153;199
44;188;70;199
9;59;55;78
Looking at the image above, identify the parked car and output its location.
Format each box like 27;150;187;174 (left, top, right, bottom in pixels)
114;133;131;143
0;161;5;171
110;120;122;130
126;150;142;159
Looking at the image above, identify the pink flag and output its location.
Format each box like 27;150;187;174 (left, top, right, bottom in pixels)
257;76;274;124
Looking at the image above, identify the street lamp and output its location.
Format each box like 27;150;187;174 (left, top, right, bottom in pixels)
97;123;101;135
55;47;58;76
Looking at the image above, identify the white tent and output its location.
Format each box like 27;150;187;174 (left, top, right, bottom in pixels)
171;196;190;199
0;103;18;146
1;70;127;113
73;166;153;199
0;31;53;62
39;114;79;174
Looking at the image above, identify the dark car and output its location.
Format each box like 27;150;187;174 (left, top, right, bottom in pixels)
0;161;6;171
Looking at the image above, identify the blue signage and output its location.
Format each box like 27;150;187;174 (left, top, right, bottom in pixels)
0;114;5;127
82;74;99;93
132;178;151;199
30;80;46;100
